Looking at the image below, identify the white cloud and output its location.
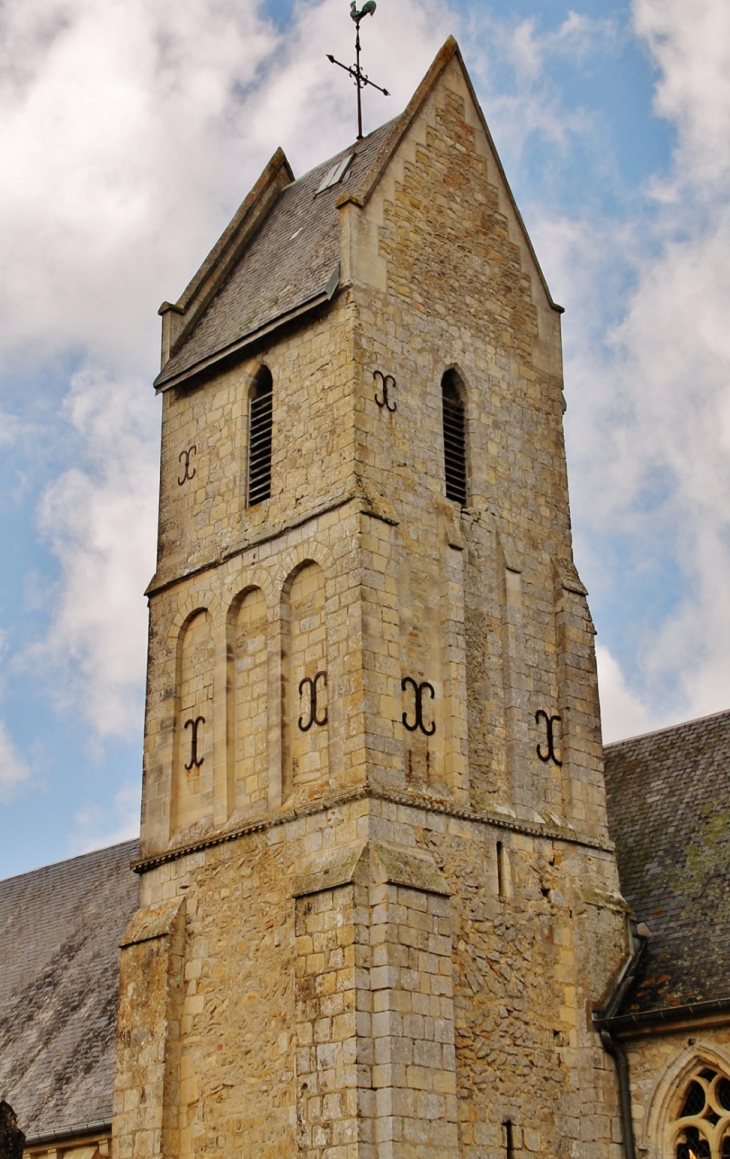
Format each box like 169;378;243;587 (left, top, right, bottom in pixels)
635;0;730;192
0;719;31;800
33;366;158;737
225;0;455;171
0;0;278;366
450;9;625;206
596;645;653;743
506;11;618;83
71;780;141;854
0;0;454;371
535;0;730;736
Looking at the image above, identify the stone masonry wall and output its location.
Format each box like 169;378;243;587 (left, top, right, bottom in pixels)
345;55;606;838
151;300;355;598
295;882;361;1159
229;586;268;813
141;503;368;853
173;610;214;837
294;853;458;1159
114;898;186;1159
367;880;457;1158
285;561;330;805
115;798;626;1159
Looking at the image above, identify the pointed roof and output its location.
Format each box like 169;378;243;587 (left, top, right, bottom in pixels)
155;119;398;390
155;36;561;392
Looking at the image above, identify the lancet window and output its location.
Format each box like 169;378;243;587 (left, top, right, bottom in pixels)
672;1065;730;1159
247;366;273;506
441;370;467;506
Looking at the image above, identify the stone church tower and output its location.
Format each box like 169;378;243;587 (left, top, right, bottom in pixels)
113;38;629;1159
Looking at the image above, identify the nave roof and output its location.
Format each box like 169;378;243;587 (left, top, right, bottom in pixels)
604;708;730;1017
0;840;139;1142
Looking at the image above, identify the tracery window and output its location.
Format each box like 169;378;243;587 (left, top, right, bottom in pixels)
672;1066;730;1159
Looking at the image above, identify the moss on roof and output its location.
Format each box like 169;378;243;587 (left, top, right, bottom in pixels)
605;709;730;1014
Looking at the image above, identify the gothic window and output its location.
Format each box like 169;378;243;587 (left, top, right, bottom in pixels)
672;1065;730;1159
247;366;273;506
441;370;467;506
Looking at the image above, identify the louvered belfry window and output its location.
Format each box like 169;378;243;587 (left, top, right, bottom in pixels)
442;370;467;506
247;367;273;506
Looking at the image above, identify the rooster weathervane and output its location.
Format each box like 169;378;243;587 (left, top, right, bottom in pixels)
327;1;390;140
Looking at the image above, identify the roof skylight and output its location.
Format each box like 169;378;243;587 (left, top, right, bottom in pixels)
315;154;354;196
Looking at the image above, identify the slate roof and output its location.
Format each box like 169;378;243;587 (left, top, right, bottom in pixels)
156;119;400;388
604;709;730;1016
0;840;139;1140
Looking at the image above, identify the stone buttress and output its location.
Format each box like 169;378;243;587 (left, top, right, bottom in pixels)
113;37;630;1159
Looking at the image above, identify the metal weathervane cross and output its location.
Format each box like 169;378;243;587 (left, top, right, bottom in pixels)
327;1;390;141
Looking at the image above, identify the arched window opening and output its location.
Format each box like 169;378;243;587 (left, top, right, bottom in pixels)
671;1066;730;1159
441;370;467;506
248;367;273;506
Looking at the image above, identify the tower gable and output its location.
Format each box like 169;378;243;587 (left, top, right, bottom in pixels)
340;37;563;379
155;38;563;396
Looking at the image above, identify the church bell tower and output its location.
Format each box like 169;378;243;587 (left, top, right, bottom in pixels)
113;38;628;1159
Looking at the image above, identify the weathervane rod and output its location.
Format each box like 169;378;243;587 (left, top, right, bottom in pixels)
355;14;364;140
327;2;389;141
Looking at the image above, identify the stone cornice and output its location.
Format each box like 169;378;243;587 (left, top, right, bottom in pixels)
145;494;398;599
132;783;614;874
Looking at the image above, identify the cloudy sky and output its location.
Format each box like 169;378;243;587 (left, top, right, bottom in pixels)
1;0;728;877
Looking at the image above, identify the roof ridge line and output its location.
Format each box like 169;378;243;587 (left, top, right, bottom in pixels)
157;148;295;370
290;118;401;188
0;837;139;885
604;705;730;750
